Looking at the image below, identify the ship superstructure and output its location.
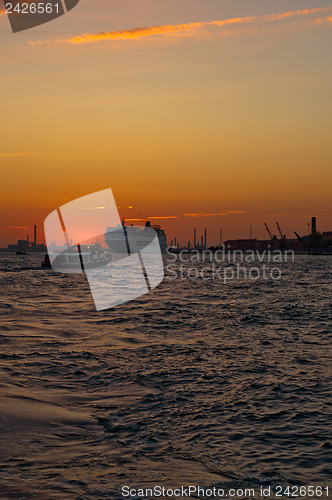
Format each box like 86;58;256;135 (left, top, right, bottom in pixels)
105;220;167;254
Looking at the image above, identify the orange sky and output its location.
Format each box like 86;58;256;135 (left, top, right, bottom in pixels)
1;0;331;246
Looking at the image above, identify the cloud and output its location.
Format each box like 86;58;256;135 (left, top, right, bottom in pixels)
121;214;243;220
82;206;108;210
123;216;178;221
0;226;29;230
124;218;146;222
184;211;246;217
316;15;332;24
148;216;178;220
48;7;332;45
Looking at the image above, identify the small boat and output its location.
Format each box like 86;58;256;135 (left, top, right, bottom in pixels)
42;245;111;271
16;250;28;255
41;254;51;268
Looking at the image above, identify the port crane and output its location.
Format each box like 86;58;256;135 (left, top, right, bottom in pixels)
264;223;276;240
276;222;286;240
294;231;303;241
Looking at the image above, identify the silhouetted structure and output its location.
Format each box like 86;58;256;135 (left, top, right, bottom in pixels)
5;225;46;253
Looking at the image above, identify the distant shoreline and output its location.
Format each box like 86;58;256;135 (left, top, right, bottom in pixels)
1;249;331;256
0;249;46;253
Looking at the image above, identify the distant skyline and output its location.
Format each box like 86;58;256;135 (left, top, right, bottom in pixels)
1;0;331;246
2;212;332;249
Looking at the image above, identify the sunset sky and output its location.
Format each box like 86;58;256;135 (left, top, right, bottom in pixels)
1;0;331;247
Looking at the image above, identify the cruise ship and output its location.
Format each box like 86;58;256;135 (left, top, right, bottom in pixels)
105;221;167;254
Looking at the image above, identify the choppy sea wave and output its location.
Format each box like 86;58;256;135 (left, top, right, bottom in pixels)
0;253;331;499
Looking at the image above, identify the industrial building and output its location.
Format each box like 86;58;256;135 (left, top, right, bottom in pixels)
224;217;332;253
6;225;47;253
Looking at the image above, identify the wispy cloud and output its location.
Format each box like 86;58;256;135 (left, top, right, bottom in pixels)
184;211;246;217
315;15;332;24
0;153;30;157
124;216;178;221
82;206;108;210
124;218;146;222
43;7;332;45
149;216;178;220
0;226;29;230
122;214;244;220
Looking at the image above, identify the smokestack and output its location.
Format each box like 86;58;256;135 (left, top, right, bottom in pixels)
220;229;223;246
311;217;317;235
27;235;29;243
201;236;203;246
34;225;37;247
194;229;196;249
204;229;207;249
174;237;177;247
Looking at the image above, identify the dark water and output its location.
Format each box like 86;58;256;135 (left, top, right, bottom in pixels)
0;253;331;499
